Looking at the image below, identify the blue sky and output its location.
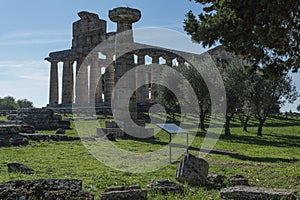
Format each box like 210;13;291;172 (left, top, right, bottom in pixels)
0;0;299;111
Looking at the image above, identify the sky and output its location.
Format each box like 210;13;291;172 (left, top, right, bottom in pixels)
0;0;299;112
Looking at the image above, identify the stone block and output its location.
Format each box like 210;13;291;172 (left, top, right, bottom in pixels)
176;153;209;186
220;186;297;200
147;179;184;194
7;162;34;174
207;172;227;186
228;174;249;186
100;185;147;200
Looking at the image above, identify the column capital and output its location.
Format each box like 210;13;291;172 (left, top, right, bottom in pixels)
45;57;60;63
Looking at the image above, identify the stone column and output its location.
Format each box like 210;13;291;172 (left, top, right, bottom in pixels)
145;66;151;101
62;59;74;105
136;54;147;104
177;57;185;66
151;55;160;103
89;53;102;105
165;56;173;67
104;53;115;106
48;60;59;105
109;7;141;122
75;57;88;105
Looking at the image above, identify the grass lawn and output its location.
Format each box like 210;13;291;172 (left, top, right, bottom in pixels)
0;114;299;199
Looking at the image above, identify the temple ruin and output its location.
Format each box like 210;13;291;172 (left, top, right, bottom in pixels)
45;7;232;111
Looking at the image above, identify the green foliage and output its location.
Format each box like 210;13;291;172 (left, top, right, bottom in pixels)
184;0;300;77
0;96;34;110
17;99;34;109
297;105;300;112
0;96;19;110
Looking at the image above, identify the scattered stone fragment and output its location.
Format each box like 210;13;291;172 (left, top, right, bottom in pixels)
220;186;297;200
100;185;147;200
207;172;227;186
8;135;29;146
56;128;66;134
147;179;184;194
176;153;209;186
7;162;34;174
227;174;249;186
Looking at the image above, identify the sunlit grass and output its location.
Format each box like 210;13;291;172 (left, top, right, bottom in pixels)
0;114;299;199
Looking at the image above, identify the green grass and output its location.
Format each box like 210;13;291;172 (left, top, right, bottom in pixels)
0;114;299;199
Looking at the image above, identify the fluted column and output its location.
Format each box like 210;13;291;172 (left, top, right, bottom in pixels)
75;57;88;105
177;57;185;66
104;53;115;106
136;54;147;104
165;56;173;67
89;53;102;104
48;60;59;105
109;7;141;122
151;55;160;103
62;59;74;105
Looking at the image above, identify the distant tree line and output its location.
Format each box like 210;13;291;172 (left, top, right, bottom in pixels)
158;58;298;137
0;96;34;110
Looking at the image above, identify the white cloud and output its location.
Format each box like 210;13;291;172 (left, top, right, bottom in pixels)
0;30;70;46
0;60;50;107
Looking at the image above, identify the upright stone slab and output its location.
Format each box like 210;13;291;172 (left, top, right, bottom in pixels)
176;153;209;186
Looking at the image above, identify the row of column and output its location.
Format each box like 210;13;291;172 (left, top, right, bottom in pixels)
135;54;179;104
48;54;184;106
47;55;111;106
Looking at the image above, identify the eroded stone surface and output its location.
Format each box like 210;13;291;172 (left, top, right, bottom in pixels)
0;179;93;200
7;162;34;174
15;108;70;130
220;186;297;200
147;179;184;194
100;185;147;200
176;153;209;186
207;172;227;187
227;174;249;186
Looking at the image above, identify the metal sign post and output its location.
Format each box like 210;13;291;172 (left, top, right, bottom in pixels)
156;123;188;164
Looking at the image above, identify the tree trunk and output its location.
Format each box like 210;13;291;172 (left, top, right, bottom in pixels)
243;115;251;132
257;118;265;136
225;115;232;137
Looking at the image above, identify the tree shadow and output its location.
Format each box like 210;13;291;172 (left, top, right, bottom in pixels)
220;134;300;148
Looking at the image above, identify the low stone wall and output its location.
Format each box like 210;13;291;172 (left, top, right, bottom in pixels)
0;179;94;200
20;133;81;142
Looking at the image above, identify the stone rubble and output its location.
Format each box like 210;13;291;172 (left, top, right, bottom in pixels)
227;174;249;186
0;179;93;200
146;179;184;194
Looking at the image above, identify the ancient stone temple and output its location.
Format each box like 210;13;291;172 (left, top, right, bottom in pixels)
45;7;232;111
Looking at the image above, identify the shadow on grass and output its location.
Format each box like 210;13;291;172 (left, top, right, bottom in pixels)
228;153;298;163
220;134;300;148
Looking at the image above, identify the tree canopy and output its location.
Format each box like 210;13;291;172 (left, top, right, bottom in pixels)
0;96;34;110
184;0;300;78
